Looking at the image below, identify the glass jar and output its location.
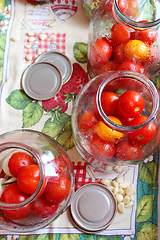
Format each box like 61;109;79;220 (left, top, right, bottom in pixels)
0;129;74;232
81;0;101;19
87;0;160;79
71;71;160;172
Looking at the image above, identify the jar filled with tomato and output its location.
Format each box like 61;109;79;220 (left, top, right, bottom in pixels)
0;130;74;232
71;71;160;172
87;0;160;79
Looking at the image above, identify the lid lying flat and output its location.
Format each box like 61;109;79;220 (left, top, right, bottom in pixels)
70;183;117;233
22;61;62;100
35;52;72;84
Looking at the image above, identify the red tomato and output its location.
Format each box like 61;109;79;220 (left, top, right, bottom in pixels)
115;138;143;161
113;43;125;64
101;91;119;116
1;183;31;220
95;61;117;75
78;109;98;131
31;196;59;218
91;37;112;67
116;60;145;74
126;0;138;18
132;21;158;45
117;111;134;126
117;0;128;14
117;90;145;118
111;23;131;45
128;115;156;145
17;164;41;195
8;151;35;177
45;175;71;205
89;135;115;159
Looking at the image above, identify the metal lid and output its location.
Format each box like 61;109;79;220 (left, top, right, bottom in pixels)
35;52;72;84
21;61;62;100
70;183;117;234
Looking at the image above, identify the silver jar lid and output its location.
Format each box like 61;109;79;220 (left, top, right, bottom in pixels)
35;51;72;84
70;183;117;234
21;61;62;100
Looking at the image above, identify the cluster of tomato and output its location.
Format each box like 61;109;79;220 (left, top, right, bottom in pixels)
89;19;158;77
78;90;156;162
0;152;71;220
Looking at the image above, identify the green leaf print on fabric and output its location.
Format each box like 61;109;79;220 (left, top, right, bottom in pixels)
37;234;50;240
73;42;88;63
81;234;95;240
6;89;32;109
136;194;154;222
19;235;37;240
57;120;74;150
23;102;43;128
97;236;121;240
138;161;157;184
42;113;70;138
59;234;80;240
136;221;157;240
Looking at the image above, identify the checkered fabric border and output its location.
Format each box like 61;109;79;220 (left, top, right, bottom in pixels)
23;32;66;63
72;161;99;191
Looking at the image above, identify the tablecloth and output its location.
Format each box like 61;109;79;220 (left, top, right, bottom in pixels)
0;0;159;239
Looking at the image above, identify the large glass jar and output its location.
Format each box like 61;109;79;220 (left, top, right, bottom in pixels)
0;130;74;232
87;0;160;79
71;71;160;172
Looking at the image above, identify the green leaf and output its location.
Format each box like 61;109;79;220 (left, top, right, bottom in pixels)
6;89;32;110
37;234;50;240
0;47;4;60
0;33;6;50
136;194;155;222
19;235;37;240
138;161;157;184
81;234;95;240
156;74;160;89
59;234;80;240
136;222;157;240
97;236;121;240
57;121;74;150
73;42;88;63
42;113;70;138
23;102;43;128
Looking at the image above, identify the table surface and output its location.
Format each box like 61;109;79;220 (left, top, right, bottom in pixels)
0;0;159;239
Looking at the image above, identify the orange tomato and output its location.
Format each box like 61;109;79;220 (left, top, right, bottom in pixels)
124;40;149;62
96;116;124;144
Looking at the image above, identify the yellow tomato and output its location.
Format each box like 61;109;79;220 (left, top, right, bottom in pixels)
96;116;124;144
124;40;149;62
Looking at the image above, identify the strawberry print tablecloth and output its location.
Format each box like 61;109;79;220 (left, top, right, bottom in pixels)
0;0;159;240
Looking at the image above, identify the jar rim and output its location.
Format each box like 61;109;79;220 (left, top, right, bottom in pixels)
96;71;159;132
0;142;45;209
114;0;160;28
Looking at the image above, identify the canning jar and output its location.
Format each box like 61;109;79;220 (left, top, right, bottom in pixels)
87;0;160;79
71;71;160;172
0;129;74;232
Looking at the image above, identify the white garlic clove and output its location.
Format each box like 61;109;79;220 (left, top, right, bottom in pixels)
126;184;135;196
118;202;125;213
28;37;35;42
100;178;110;185
25;55;32;61
123;195;130;204
118;187;124;195
39;33;47;40
116;193;123;203
111;180;119;188
125;201;134;208
119;181;129;189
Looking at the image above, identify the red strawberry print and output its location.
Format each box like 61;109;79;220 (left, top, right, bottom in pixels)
42;91;68;113
61;63;89;97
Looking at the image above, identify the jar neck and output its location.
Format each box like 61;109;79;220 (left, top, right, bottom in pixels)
114;0;160;29
0;142;44;209
96;71;159;132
